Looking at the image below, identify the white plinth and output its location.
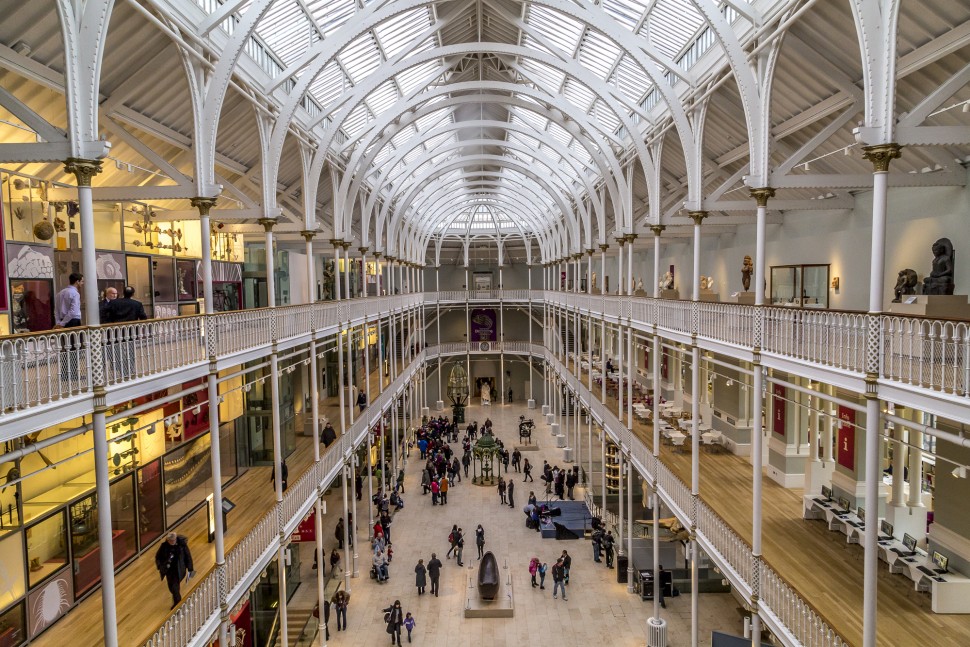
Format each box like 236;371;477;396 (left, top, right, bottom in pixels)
541;405;550;416
436;400;444;411
550;423;560;436
556;434;567;448
647;617;667;647
421;406;430;418
889;294;970;319
527;399;536;409
563;447;574;462
546;413;555;425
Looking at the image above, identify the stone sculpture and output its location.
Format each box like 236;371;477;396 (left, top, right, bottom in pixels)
590;272;597;291
741;255;753;291
922;238;955;295
892;269;918;302
478;551;500;600
636;277;644;292
659;271;674;290
701;276;714;291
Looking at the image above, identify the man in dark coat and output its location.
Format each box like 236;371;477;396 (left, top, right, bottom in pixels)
427;553;443;597
155;532;194;609
320;421;337;447
103;285;148;322
506;479;515;508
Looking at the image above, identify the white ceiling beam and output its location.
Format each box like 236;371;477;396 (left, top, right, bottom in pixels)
770;171;967;189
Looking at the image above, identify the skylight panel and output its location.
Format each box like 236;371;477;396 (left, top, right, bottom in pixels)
423;131;455;152
375;9;433;58
306;0;356;36
563;78;596;113
308;61;347;111
612;55;652;103
602;0;649;31
577;31;621;79
511;107;547;132
255;0;315;67
519;60;566;92
526;6;584;53
415;109;451;133
373;146;392;167
391;125;416;150
592;99;621;133
648;0;705;61
403;147;425;166
397;60;442;95
339;34;382;84
365;80;399;118
341;103;371;138
547;122;571;147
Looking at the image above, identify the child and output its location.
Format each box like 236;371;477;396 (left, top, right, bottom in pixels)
538;561;548;589
404;612;416;643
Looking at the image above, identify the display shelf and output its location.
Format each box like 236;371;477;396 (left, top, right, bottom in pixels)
605;442;620;493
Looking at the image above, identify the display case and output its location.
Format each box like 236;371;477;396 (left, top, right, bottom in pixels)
770;264;830;308
0;601;25;647
0;533;25;610
605;441;620;493
25;511;67;588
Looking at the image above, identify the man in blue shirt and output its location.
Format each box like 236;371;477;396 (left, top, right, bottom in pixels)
54;272;83;328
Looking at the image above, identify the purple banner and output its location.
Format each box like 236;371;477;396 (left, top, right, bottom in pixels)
470;308;497;341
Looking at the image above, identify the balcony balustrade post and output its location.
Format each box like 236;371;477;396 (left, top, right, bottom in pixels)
260;218;277;308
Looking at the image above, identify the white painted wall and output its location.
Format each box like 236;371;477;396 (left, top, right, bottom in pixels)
632;170;970;311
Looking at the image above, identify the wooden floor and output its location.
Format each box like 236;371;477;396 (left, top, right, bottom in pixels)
568;360;970;647
39;367;389;647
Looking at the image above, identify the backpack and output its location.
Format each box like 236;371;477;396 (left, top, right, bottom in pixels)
448;532;454;544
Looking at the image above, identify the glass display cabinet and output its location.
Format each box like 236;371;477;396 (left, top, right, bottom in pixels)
770;264;830;308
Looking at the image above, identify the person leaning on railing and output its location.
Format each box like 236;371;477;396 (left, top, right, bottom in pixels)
102;286;148;380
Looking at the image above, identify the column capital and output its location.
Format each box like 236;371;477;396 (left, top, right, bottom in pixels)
587;248;596;257
358;246;369;255
64;157;103;187
373;251;382;259
572;253;584;261
624;233;638;243
190;196;218;216
258;218;278;232
650;225;666;236
862;143;902;173
614;235;626;246
749;187;775;207
599;243;609;251
329;238;343;248
687;210;708;225
340;241;353;250
300;229;319;242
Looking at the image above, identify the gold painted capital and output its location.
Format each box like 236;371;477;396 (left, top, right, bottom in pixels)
650;225;666;236
340;241;352;250
64;157;103;187
862;143;902;173
358;246;369;255
625;233;638;243
373;251;382;259
328;238;343;248
614;235;626;246
587;248;596;257
191;196;218;217
688;210;708;225
599;243;609;251
749;187;775;208
258;218;278;232
300;229;318;242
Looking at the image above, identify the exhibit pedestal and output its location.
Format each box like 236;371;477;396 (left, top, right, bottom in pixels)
465;567;514;618
550;423;560;436
698;290;720;302
732;291;756;304
889;295;970;319
556;434;567;448
436;400;444;411
541;405;550;416
634;289;647;297
546;413;554;425
527;398;535;409
659;289;680;300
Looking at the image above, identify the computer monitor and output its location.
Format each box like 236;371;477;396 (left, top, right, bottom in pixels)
821;485;833;500
880;520;894;538
903;533;917;552
857;507;865;522
932;550;949;573
838;496;851;513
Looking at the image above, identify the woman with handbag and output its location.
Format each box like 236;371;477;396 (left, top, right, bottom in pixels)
383;599;404;645
333;589;349;631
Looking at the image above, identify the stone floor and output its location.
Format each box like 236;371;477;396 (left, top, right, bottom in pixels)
303;400;746;646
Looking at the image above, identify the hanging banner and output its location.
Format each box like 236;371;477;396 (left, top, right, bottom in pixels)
470;308;496;341
291;509;317;542
772;384;786;437
837;405;856;470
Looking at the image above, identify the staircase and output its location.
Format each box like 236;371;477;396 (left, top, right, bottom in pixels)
272;607;315;647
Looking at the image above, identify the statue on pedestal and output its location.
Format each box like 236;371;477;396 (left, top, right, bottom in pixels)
741;255;753;292
922;238;955;295
892;269;918;302
659;272;674;290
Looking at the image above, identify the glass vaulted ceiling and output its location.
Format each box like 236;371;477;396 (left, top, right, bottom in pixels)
193;0;739;241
